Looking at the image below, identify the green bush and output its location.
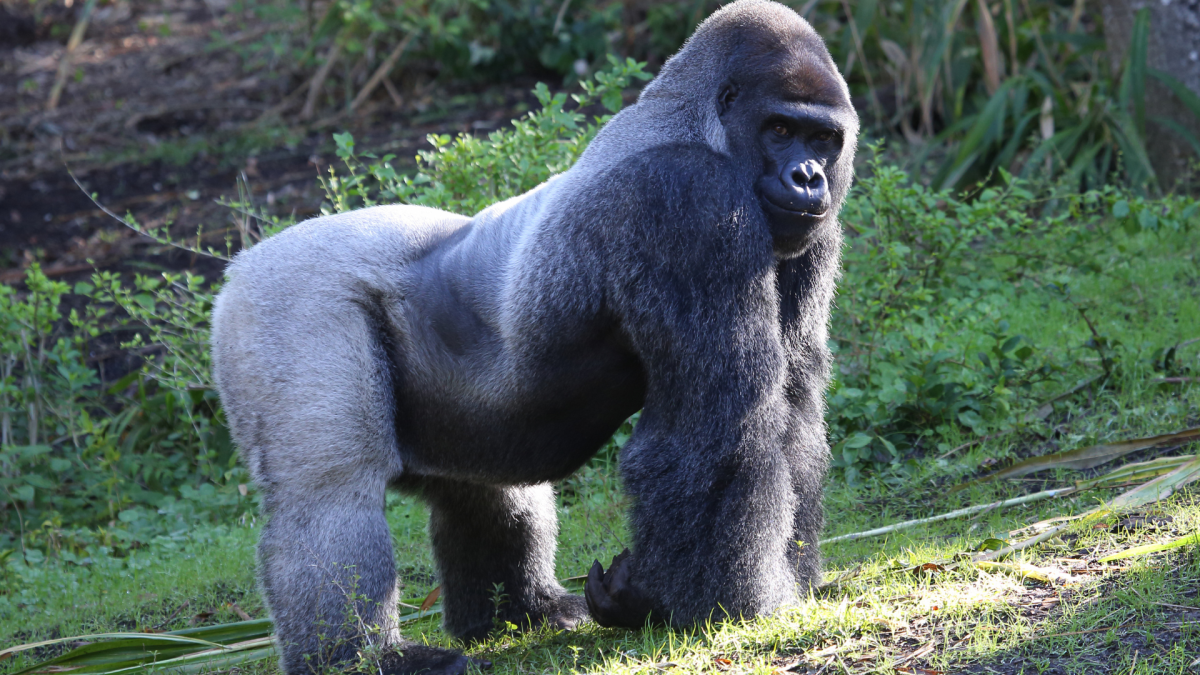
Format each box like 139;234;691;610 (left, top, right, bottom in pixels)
0;266;250;563
317;55;649;215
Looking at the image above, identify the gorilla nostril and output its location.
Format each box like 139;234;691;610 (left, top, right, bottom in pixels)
790;163;820;186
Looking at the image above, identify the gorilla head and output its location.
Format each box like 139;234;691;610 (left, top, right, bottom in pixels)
212;1;856;673
589;0;859;257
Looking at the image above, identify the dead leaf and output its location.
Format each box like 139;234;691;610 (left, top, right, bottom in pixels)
228;602;252;621
190;610;215;624
420;585;441;612
964;426;1200;486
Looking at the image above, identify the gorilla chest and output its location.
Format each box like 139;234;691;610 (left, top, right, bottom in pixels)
391;331;645;483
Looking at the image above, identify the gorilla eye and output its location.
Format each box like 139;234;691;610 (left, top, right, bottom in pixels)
813;130;836;142
771;124;790;136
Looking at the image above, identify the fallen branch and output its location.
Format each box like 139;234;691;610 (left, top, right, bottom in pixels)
301;35;345;120
350;32;415;112
46;0;98;110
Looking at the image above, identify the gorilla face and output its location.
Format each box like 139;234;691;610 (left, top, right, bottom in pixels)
717;42;856;257
755;107;844;240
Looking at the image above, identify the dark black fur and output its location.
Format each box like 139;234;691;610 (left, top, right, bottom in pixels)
211;1;857;672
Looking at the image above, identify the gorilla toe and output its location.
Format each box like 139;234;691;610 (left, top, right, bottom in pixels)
545;593;589;631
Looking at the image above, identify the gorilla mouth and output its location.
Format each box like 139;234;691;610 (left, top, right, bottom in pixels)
761;195;828;219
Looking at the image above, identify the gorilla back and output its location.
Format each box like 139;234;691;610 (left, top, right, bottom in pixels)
211;1;857;672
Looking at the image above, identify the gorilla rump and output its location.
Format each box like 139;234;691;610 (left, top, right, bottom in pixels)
211;1;858;673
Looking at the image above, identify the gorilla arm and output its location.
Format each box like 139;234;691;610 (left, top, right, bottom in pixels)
582;145;801;627
775;227;841;587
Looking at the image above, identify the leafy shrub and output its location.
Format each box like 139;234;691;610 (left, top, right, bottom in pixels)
317;55;649;215
0;266;250;563
829;154;1064;480
830;147;1198;480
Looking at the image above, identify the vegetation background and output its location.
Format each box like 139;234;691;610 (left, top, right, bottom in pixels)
0;0;1199;673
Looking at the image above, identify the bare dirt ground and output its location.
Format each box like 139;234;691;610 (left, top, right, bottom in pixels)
0;0;541;284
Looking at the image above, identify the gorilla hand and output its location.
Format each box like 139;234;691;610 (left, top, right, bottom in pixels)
585;549;666;628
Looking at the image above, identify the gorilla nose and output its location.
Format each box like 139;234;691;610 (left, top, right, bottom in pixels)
782;161;827;212
787;163;825;192
789;162;822;187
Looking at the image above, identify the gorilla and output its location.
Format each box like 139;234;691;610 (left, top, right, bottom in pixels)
211;1;858;673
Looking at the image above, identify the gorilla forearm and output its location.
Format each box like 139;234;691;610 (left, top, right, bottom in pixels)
777;232;841;585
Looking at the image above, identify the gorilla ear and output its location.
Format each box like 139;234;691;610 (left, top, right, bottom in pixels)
717;83;739;117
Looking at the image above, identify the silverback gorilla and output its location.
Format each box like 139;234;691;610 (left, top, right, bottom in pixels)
211;1;858;673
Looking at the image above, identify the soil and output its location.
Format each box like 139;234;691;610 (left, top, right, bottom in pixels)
0;0;545;286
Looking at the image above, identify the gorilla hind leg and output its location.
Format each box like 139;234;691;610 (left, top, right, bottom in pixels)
259;492;401;674
421;479;586;641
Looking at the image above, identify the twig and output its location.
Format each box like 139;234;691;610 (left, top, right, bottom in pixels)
1026;623;1130;641
1026;374;1103;420
302;37;345;120
154;601;190;630
253;75;315;124
0;262;95;284
821;487;1076;544
972;522;1072;563
46;0;98;110
350;32;415;113
228;603;252;621
1149;600;1200;612
892;640;937;668
553;0;573;35
381;75;404;108
63;157;229;262
938;431;1012;459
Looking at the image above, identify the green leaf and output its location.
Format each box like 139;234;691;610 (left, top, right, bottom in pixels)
1128;8;1150;133
601;88;623;114
1138;209;1158;232
843;432;873;449
1;621;275;675
1148;69;1200;121
974;538;1009;552
333;131;356;159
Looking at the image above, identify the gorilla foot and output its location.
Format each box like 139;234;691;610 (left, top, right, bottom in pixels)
378;645;491;675
540;592;589;632
585;549;666;629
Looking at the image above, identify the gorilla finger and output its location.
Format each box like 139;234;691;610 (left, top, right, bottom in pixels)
585;560;621;621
